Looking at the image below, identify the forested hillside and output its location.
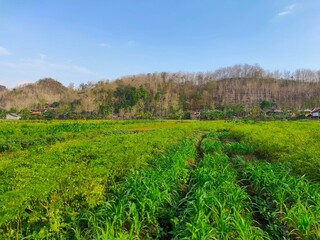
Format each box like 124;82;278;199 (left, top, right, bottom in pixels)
1;64;320;119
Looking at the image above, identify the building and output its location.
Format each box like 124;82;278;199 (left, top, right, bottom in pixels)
311;108;320;119
31;111;42;116
304;109;312;117
190;111;201;120
266;109;284;116
6;113;21;120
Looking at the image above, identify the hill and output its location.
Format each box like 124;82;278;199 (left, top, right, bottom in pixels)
1;65;319;118
0;85;7;92
0;78;71;110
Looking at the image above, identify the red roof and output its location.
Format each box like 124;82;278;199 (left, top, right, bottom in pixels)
31;111;42;115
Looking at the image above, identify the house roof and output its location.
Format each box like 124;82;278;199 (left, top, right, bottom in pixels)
266;109;283;113
311;108;320;113
274;109;284;113
7;113;20;117
31;111;42;115
190;112;201;116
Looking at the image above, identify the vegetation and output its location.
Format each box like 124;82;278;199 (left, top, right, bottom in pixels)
230;121;320;180
0;120;319;239
1;64;320;120
173;135;266;239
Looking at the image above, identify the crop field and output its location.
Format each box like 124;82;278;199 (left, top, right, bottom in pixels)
0;120;319;239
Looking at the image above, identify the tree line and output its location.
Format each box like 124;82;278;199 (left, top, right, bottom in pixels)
1;64;319;120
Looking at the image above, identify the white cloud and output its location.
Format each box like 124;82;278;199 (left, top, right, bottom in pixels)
278;4;296;16
0;46;11;55
98;43;112;48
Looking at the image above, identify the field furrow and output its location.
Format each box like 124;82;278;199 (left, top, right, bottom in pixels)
172;133;267;239
74;136;197;239
0;120;319;239
221;132;320;239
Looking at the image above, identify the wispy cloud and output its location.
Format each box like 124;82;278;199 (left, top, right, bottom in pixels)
0;54;99;88
17;55;95;75
278;4;296;17
126;40;136;47
98;43;112;48
0;46;11;55
38;53;47;60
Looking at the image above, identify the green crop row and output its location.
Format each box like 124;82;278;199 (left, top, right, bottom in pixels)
224;138;320;239
0;135;65;152
237;158;320;239
0;120;165;141
0;123;192;239
71;136;197;239
0;120;320;239
230;121;320;181
173;136;267;239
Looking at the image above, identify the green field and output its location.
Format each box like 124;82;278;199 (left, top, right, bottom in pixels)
0;120;319;239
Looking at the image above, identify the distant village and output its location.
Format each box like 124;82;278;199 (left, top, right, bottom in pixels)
3;104;320;121
189;108;320;120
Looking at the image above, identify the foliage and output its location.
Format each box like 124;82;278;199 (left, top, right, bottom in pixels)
200;109;224;120
173;136;266;239
230;121;320;180
2;65;320;119
0;109;6;119
0;120;319;239
260;100;272;110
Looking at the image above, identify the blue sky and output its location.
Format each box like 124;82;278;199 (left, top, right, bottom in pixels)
0;0;319;88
